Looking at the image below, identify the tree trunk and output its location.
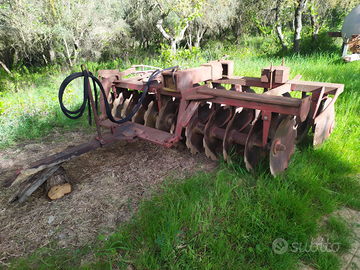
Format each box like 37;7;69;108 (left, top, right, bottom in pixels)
170;40;177;55
49;40;55;65
186;23;193;50
46;166;72;200
195;25;206;48
13;48;19;67
0;60;11;75
289;20;294;32
310;10;319;41
73;38;79;65
293;0;308;52
187;32;192;51
63;37;73;66
140;5;145;49
275;0;287;51
236;27;241;45
156;17;174;53
42;55;48;65
156;16;188;55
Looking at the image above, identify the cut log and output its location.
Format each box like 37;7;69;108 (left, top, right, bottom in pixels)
9;165;61;204
46;166;72;200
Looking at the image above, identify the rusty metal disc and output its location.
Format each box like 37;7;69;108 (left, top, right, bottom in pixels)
132;94;155;124
113;92;125;118
114;89;132;118
144;100;158;128
223;109;253;163
119;97;130;119
313;98;335;148
156;98;180;132
203;106;232;160
108;92;115;113
121;91;141;119
269;115;297;176
244;116;264;172
294;97;312;144
185;103;212;154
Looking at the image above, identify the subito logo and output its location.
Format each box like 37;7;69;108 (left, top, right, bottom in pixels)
272;238;288;254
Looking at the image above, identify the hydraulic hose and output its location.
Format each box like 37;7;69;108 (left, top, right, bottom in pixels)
58;66;177;125
58;70;99;125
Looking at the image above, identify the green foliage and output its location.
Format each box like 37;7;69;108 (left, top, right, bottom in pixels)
252;15;273;36
175;0;203;30
300;29;342;54
0;64;92;148
1;0;358;71
160;43;203;67
273;28;343;58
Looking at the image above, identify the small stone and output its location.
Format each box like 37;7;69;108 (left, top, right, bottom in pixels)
24;144;43;151
58;234;67;240
59;240;67;246
48;215;55;224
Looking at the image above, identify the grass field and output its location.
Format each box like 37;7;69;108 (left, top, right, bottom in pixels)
1;35;360;269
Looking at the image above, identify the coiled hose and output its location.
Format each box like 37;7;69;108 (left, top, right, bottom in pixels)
58;66;177;125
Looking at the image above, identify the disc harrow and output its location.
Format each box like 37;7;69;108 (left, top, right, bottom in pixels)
3;60;344;196
95;60;343;176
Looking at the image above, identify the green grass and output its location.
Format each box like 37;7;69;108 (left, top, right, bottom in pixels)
2;33;360;269
0;67;94;147
11;162;358;269
90;166;348;269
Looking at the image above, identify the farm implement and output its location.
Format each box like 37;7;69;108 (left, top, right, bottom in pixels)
3;60;343;202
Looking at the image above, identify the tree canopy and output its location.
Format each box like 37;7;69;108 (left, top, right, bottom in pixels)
0;0;358;70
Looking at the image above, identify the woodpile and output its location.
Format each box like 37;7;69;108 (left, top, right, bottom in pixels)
46;166;72;200
8;165;72;203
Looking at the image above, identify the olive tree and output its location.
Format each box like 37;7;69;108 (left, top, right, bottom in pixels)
186;0;238;48
153;0;203;55
0;0;129;68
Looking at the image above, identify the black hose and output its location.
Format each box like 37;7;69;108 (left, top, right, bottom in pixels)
59;66;177;125
58;70;99;125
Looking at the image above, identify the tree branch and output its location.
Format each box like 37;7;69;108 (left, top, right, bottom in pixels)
0;61;11;75
156;17;173;41
175;21;189;43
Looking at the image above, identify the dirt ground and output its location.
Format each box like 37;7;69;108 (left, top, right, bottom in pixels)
0;131;217;265
334;208;360;270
